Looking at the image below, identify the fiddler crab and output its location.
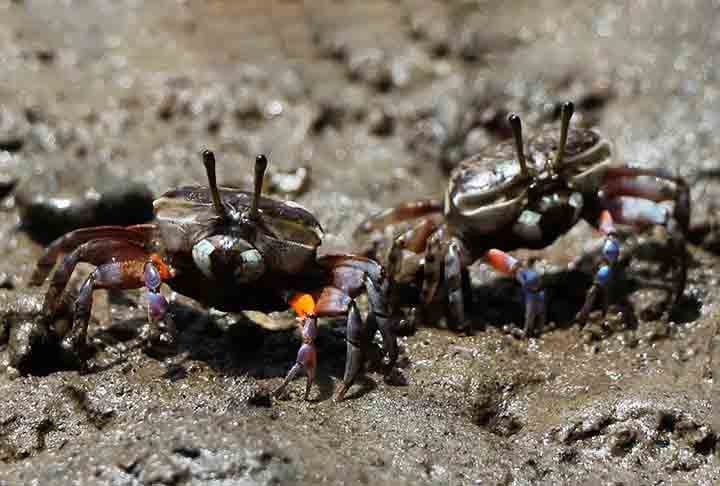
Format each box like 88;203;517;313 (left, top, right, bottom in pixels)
357;101;690;336
29;150;398;401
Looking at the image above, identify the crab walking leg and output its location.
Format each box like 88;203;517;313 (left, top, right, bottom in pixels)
420;225;448;306
601;169;690;228
142;258;173;344
387;218;436;279
602;195;688;307
334;302;371;402
363;272;396;368
274;308;319;401
307;287;373;401
316;255;400;400
42;239;150;321
276;288;366;401
62;253;172;361
354;199;443;235
276;257;400;401
445;237;471;331
29;224;155;285
395;224;448;331
600;168;690;307
576;210;621;323
486;249;545;336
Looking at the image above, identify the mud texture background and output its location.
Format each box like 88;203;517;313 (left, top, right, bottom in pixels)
0;0;719;484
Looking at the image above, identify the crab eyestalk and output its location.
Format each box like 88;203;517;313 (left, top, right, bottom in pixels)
552;101;574;170
508;113;529;177
249;154;268;221
202;149;228;220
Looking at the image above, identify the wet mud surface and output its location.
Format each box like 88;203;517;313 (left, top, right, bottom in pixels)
0;0;719;484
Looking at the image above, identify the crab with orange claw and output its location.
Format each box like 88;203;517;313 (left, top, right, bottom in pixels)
357;101;690;337
29;150;399;401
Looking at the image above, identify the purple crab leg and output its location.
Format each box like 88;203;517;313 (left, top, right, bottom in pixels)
143;259;172;343
37;234;174;365
334;302;368;402
274;312;318;401
486;249;545;337
64;255;171;362
364;272;396;367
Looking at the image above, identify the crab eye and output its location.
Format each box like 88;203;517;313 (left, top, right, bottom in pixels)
192;239;216;280
233;249;266;284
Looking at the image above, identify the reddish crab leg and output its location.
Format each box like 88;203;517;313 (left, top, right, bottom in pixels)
387;218;436;278
601;164;690;233
598;166;690;308
34;232;174;364
30;224;155;285
601;176;676;203
354;199;443;235
419;225;448;306
486;249;545;336
61;249;172;364
43;239;149;320
604;196;669;227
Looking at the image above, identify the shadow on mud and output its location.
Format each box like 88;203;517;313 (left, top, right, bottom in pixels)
393;236;702;337
80;302;384;402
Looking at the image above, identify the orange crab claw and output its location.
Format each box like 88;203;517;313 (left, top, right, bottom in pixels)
486;249;519;275
289;292;316;318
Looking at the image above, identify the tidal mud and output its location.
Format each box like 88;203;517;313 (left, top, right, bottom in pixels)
0;0;719;484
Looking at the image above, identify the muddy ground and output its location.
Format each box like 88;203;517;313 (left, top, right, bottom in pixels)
0;0;719;484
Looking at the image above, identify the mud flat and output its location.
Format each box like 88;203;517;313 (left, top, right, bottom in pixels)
0;1;718;484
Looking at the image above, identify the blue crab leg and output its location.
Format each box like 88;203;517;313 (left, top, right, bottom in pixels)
486;249;545;337
576;210;620;323
599;167;690;308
